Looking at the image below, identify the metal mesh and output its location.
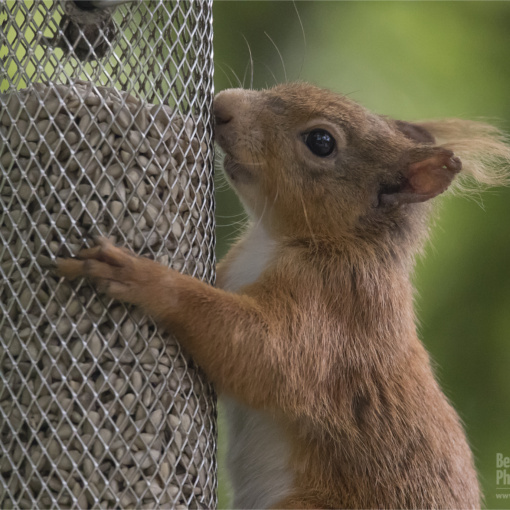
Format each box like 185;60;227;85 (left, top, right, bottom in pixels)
0;1;216;508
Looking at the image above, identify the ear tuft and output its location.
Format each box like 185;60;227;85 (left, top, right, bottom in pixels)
416;119;510;189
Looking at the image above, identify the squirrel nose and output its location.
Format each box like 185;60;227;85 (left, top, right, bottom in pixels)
214;108;233;126
214;88;252;127
213;100;234;126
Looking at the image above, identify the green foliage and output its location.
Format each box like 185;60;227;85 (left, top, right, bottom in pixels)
214;2;510;508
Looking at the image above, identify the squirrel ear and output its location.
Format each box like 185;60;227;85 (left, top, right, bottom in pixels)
379;147;462;207
395;120;435;144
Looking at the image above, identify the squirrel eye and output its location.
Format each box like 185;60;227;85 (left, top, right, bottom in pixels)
304;129;336;157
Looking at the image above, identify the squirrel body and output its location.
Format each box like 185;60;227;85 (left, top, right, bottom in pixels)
216;219;478;509
58;83;510;509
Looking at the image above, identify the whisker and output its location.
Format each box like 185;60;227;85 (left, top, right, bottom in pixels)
342;90;362;99
253;196;268;234
292;0;307;80
216;219;249;229
225;224;249;242
221;62;243;88
265;31;287;83
216;212;248;219
216;62;235;88
260;61;279;87
241;34;255;90
273;187;279;210
300;195;318;251
242;61;250;90
215;182;232;192
227;156;264;167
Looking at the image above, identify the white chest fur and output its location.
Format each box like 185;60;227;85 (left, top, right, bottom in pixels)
220;223;277;292
223;398;294;509
219;224;293;508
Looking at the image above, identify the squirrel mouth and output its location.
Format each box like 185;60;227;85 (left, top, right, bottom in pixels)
213;121;235;153
222;153;255;184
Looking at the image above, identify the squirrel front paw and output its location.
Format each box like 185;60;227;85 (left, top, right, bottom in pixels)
56;237;161;305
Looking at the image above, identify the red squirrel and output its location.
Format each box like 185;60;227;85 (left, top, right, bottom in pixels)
58;83;510;509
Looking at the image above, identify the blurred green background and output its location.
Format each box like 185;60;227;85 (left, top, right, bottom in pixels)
213;2;510;509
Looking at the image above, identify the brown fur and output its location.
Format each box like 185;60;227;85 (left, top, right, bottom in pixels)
58;83;510;509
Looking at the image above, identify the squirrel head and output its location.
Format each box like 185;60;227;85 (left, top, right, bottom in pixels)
214;83;462;249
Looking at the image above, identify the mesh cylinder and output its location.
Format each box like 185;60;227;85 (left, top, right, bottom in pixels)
0;1;216;508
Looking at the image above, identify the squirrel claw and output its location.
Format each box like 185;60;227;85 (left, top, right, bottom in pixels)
56;237;146;304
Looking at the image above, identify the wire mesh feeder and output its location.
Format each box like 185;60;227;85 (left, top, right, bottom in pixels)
0;1;216;508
